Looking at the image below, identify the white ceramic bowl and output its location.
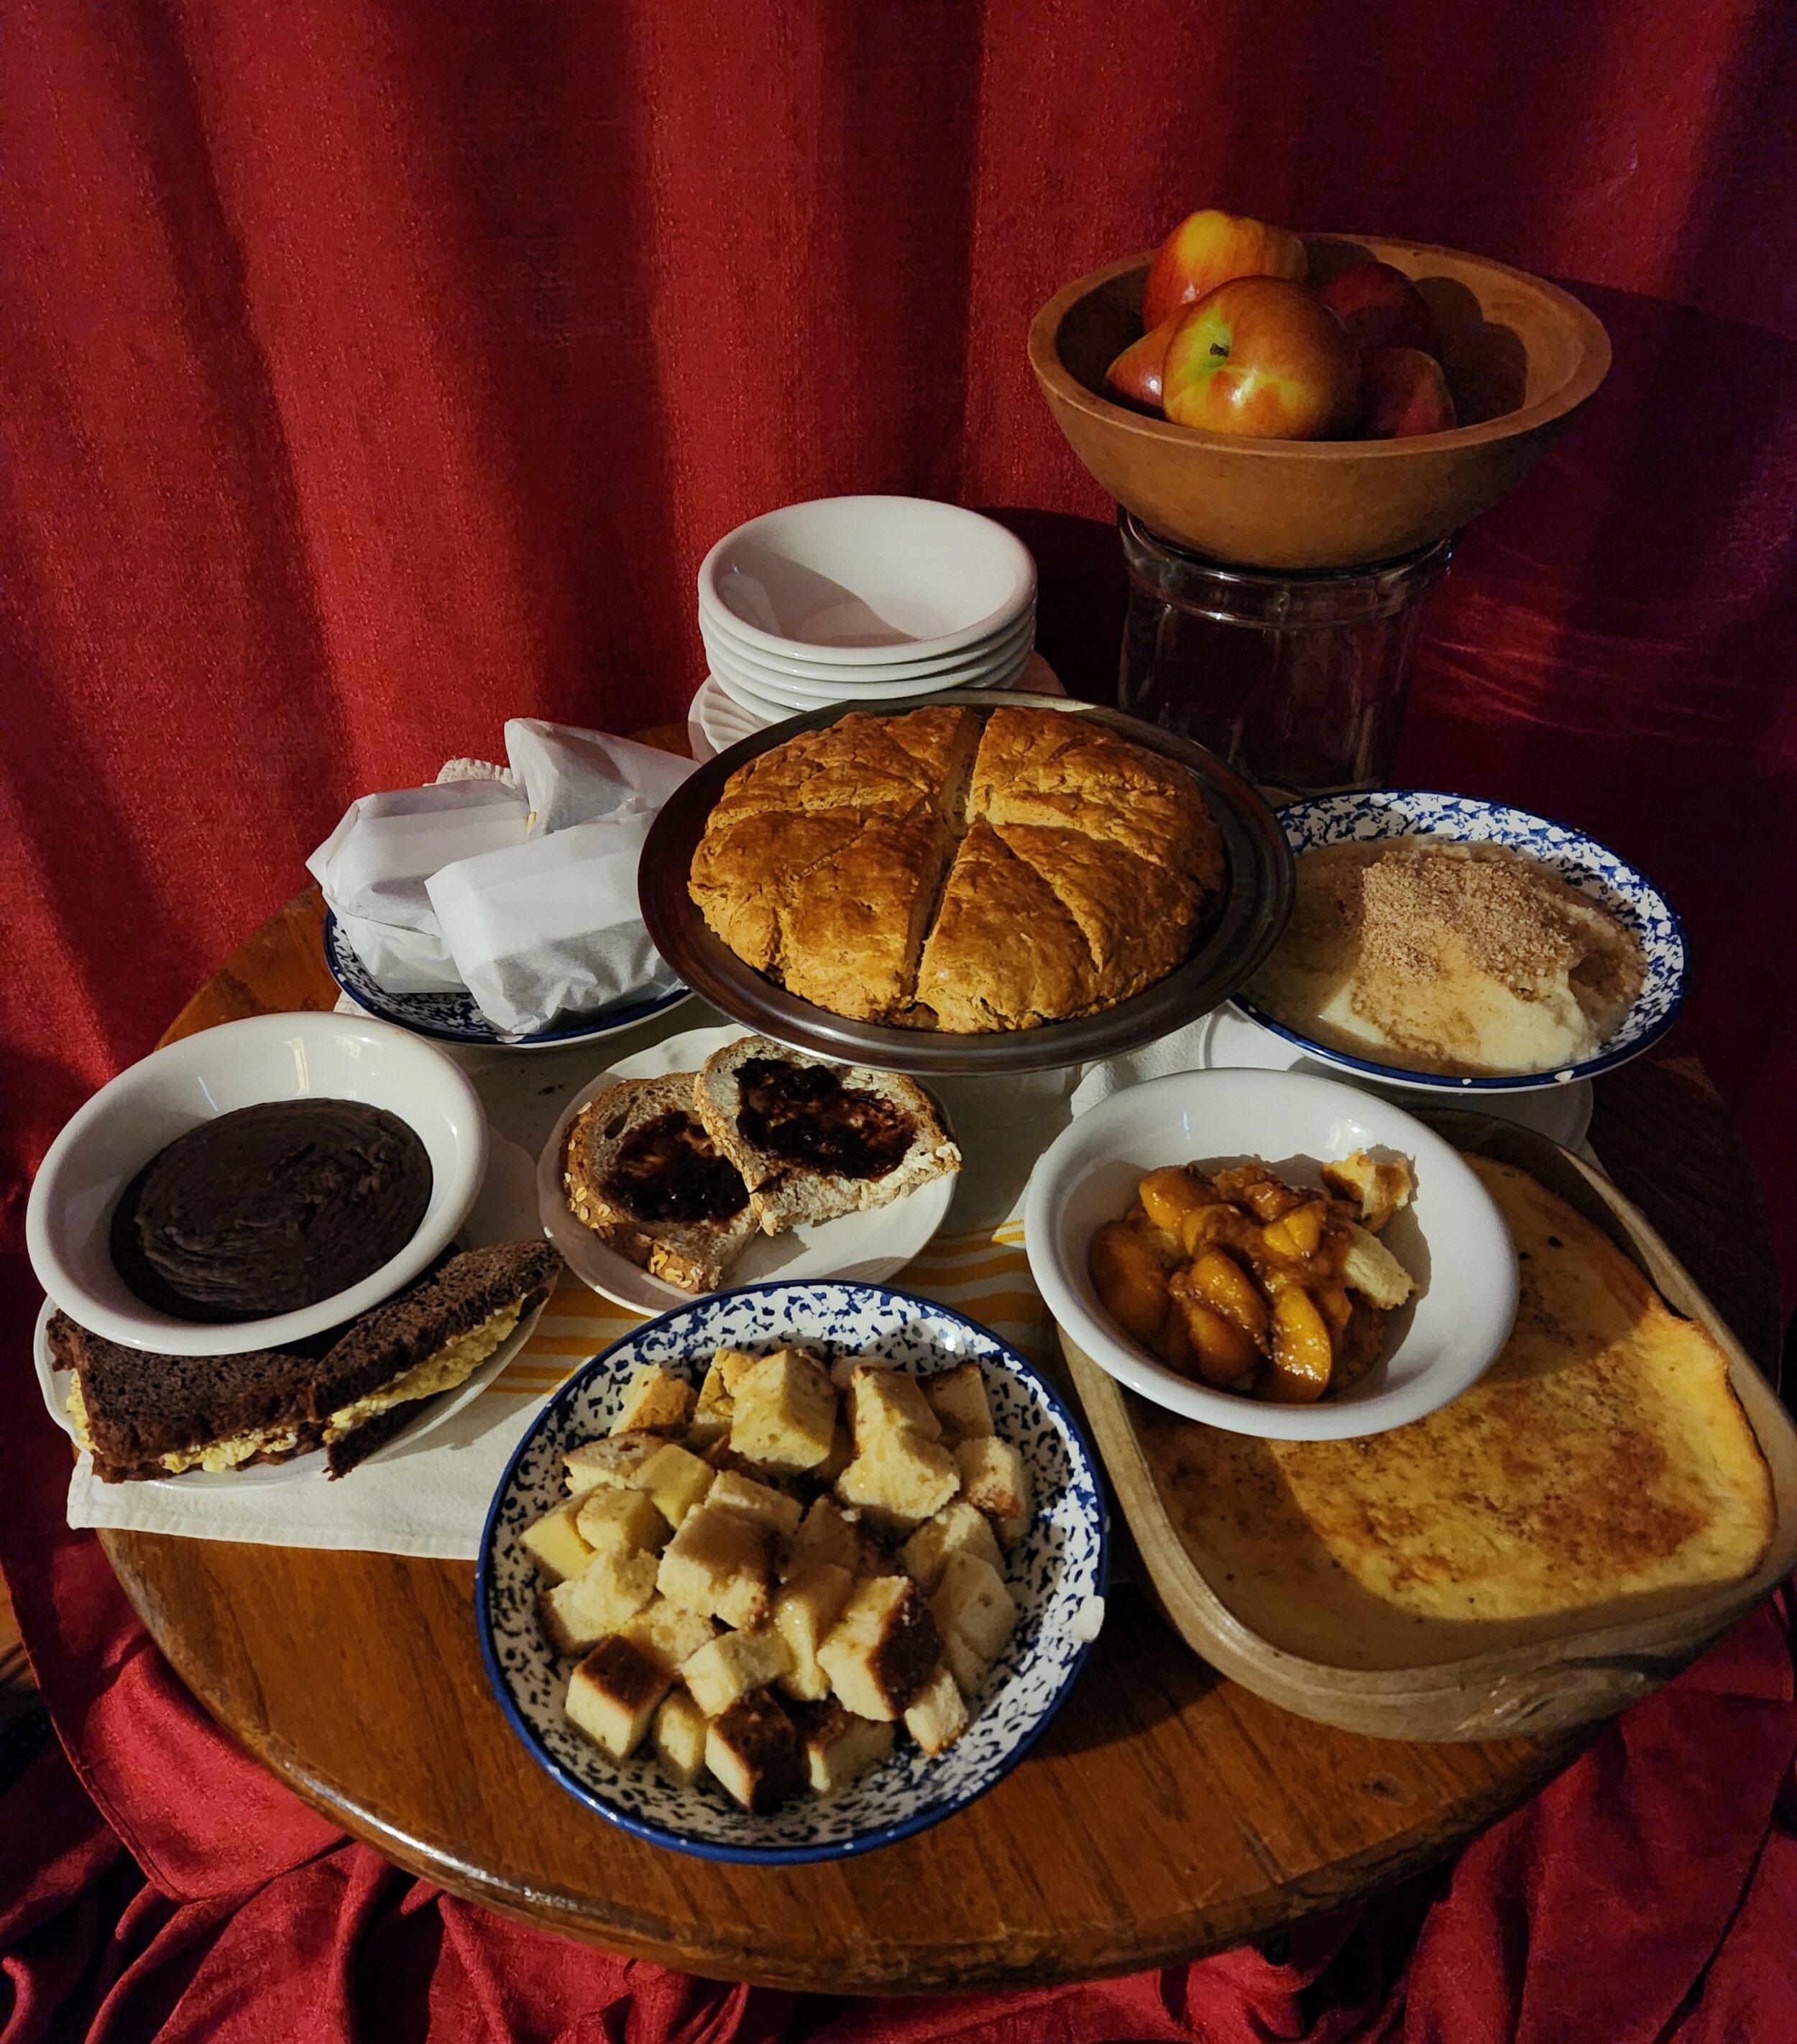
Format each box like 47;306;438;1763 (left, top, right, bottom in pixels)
703;621;1038;703
697;497;1036;665
705;632;1033;712
699;605;1036;689
1024;1067;1517;1440
27;1011;490;1355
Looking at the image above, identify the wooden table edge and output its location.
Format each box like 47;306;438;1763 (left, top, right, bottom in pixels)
94;1529;1591;1991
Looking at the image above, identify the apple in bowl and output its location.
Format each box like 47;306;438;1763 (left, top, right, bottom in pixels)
1161;278;1359;441
1142;209;1308;330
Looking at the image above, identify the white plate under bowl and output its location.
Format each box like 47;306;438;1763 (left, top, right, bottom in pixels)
35;1289;547;1490
25;1011;489;1358
698;496;1037;666
477;1280;1106;1861
1233;790;1688;1095
1024;1066;1517;1440
1198;1005;1594;1150
699;607;1035;691
704;630;1035;710
537;1025;958;1312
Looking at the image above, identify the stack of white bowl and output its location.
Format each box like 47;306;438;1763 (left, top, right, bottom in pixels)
694;497;1038;742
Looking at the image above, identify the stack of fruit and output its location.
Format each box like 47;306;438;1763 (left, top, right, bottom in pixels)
1108;209;1457;443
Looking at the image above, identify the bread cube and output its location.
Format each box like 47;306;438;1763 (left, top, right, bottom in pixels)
574;1486;670;1558
565;1636;670;1761
816;1574;942;1721
563;1432;658;1499
829;1350;891;1392
836;1428;959;1536
955;1436;1030;1539
652;1686;709;1787
922;1363;993;1442
620;1596;717;1678
1342;1224;1415;1309
903;1664;969;1756
538;1547;660;1657
730;1349;838;1474
708;1468;803;1539
655;1504;776;1631
713;1346;766;1396
520;1498;594;1584
689;1353;737;1443
610;1363;694;1436
679;1627;794;1717
773;1561;855;1702
705;1690;805;1813
899;1498;1005;1593
789;1698;894;1796
784;1496;881;1580
929;1550;1016;1696
815;1422;854;1485
847;1365;942;1446
629;1440;714;1529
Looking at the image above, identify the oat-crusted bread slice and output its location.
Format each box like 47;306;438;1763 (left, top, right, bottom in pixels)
47;1310;328;1483
695;1035;960;1231
314;1239;562;1476
913;821;1102;1032
702;706;980;829
563;1076;758;1293
969;706;1225;893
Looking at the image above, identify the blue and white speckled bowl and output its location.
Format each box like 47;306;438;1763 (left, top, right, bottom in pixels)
1231;789;1688;1094
323;910;690;1051
477;1282;1109;1864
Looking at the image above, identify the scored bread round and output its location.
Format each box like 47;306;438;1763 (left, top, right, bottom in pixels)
694;1036;960;1235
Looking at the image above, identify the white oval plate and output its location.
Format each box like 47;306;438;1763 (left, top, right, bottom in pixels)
35;1289;548;1489
537;1025;958;1312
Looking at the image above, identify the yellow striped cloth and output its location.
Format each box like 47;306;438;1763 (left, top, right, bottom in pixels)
487;1219;1054;1399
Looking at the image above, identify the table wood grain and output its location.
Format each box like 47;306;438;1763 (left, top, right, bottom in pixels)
97;753;1783;1992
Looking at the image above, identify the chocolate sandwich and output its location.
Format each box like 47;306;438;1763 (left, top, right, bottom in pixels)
50;1238;561;1482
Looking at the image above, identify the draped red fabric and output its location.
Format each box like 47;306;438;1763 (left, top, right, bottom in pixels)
5;0;1797;2037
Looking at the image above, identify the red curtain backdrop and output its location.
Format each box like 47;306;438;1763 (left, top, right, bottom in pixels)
5;1;1797;2035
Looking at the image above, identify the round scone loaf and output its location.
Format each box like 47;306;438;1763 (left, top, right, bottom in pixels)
687;705;1225;1032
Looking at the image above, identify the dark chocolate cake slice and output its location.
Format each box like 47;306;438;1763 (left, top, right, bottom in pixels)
311;1240;563;1476
46;1312;331;1482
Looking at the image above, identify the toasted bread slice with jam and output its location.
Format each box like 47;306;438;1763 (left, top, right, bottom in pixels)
564;1075;758;1293
694;1036;959;1235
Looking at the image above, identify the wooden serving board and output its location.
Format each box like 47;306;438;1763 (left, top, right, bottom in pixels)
1063;1113;1797;1744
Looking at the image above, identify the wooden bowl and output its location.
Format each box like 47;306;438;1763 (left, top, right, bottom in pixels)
1027;236;1611;571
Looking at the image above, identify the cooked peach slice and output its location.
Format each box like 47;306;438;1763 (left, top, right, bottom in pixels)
1267;1286;1334;1401
1088;1221;1171;1345
1184;1248;1268;1346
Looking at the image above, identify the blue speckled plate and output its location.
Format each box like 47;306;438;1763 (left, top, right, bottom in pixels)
323;909;690;1051
1231;789;1688;1094
477;1282;1109;1864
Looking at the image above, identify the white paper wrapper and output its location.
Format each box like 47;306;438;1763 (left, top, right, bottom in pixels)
426;812;679;1036
308;781;529;934
505;719;694;837
331;913;464;994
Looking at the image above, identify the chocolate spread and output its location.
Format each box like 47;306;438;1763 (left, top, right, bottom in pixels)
109;1100;433;1322
735;1058;914;1180
600;1111;747;1225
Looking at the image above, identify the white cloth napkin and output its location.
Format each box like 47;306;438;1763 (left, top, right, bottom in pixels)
60;1003;1215;1556
505;719;694;836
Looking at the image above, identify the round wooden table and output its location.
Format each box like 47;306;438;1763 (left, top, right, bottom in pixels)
98;888;1784;1995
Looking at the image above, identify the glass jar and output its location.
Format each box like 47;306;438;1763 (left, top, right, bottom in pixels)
1117;512;1453;798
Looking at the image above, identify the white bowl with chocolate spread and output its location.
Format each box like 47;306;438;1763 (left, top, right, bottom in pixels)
27;1011;488;1355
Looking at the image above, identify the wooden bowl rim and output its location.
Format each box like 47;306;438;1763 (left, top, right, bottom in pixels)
1027;238;1612;459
